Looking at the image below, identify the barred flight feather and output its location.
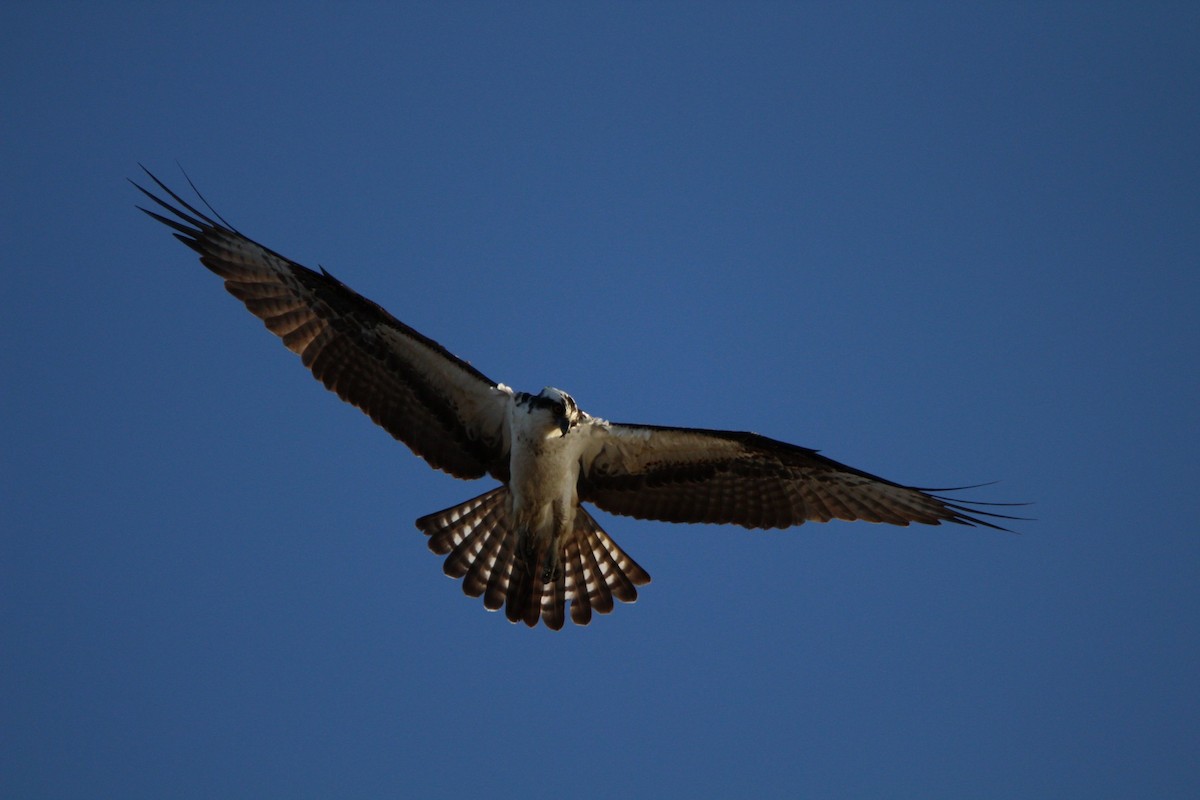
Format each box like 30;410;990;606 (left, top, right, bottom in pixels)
415;490;651;629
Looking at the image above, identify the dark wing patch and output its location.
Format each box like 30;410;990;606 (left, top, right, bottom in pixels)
134;168;510;480
579;423;1020;531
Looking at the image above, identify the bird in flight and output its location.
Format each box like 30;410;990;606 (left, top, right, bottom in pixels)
133;168;1017;630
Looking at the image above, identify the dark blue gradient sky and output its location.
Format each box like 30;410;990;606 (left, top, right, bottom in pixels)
4;4;1197;797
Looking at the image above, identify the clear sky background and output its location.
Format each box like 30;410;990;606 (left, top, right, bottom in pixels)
3;3;1197;798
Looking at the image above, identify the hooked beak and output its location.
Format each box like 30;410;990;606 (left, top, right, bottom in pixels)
558;417;571;437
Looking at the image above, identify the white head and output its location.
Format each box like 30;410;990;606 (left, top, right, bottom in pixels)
534;386;581;436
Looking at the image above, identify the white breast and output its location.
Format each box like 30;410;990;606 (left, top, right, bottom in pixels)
507;405;589;538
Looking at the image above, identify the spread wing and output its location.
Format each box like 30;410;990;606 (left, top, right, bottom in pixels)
579;423;1016;530
134;168;511;481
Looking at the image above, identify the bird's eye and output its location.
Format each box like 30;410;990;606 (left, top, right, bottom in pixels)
553;403;565;416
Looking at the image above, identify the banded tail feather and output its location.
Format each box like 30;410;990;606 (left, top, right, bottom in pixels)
416;489;651;629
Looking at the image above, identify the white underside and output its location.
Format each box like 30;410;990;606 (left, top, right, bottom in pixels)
506;402;592;545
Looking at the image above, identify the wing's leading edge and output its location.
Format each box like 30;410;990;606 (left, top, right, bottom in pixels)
134;168;512;480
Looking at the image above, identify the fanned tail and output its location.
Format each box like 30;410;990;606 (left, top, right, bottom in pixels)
415;489;651;630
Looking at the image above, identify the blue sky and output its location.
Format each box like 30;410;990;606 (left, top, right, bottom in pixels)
3;3;1197;797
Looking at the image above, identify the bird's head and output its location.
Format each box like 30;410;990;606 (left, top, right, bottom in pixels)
537;386;581;437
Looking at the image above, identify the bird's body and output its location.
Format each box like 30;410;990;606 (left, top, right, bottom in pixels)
134;168;1017;629
507;390;586;575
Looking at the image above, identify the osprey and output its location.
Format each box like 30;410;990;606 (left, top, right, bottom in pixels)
134;169;1016;630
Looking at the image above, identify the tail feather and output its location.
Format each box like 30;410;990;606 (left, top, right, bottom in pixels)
505;552;540;627
414;488;651;629
483;526;516;612
578;513;636;603
574;522;615;615
418;488;506;556
461;520;509;598
541;565;568;631
564;537;592;626
585;511;652;600
443;497;508;579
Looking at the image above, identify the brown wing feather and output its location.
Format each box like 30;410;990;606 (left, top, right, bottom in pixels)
579;423;1017;531
134;169;509;481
